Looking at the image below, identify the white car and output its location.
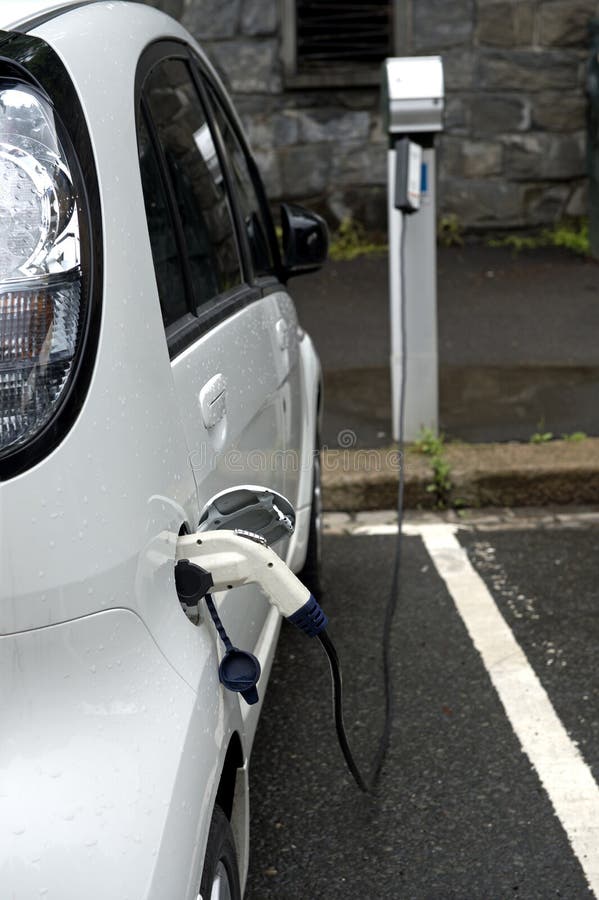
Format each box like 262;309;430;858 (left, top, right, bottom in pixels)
0;2;325;897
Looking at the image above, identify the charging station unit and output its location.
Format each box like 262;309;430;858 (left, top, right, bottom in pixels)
382;57;444;441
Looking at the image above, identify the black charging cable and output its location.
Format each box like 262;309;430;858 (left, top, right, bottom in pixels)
317;630;369;792
316;217;408;793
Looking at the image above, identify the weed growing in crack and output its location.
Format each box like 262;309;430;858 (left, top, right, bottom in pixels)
414;427;452;509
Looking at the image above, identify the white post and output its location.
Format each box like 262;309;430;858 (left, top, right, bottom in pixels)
383;56;443;443
388;147;404;443
388;146;439;443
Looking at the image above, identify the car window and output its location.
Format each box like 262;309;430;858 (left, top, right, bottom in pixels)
143;58;242;316
205;84;274;277
138;117;188;328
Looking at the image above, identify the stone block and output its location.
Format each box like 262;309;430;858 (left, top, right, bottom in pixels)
440;137;503;178
239;113;273;150
297;110;371;143
439;177;527;228
208;39;282;94
327;191;354;224
336;91;380;111
369;112;385;144
443;50;478;90
331;141;387;185
412;0;475;50
566;179;589;216
281;92;339;110
476;2;535;47
538;1;599;47
510;1;535;45
241;109;299;148
273;112;300;146
479;50;581;90
280;144;332;197
241;0;277;35
253;147;282;196
233;94;278;116
503;131;586;180
523;182;571;223
326;186;387;231
470;94;530;135
438;136;464;176
445;95;470;132
181;0;240;39
531;93;587;131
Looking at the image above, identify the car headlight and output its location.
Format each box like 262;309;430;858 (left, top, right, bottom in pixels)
0;81;87;462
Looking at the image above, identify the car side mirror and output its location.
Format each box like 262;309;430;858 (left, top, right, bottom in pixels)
280;202;329;278
197;484;295;546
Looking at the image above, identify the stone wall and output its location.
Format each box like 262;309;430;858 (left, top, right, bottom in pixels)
422;0;598;230
143;0;388;229
144;0;598;232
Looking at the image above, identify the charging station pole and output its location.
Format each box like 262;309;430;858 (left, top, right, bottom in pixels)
382;57;444;441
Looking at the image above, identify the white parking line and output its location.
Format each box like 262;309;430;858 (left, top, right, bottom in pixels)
347;517;599;896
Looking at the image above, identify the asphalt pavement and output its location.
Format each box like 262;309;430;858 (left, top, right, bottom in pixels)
292;246;599;446
245;509;599;899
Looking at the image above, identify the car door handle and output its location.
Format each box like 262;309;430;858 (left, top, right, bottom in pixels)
199;374;227;428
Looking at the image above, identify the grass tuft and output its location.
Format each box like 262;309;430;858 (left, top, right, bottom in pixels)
328;218;388;262
487;219;590;257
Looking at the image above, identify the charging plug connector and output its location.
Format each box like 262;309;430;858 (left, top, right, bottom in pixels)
175;529;328;636
176;530;372;791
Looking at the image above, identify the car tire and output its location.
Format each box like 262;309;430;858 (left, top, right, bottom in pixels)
298;434;323;600
199;804;241;900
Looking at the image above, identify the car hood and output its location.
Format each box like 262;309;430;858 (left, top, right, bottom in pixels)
0;608;212;900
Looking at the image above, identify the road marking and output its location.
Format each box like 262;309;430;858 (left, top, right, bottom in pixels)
408;521;599;897
330;511;599;892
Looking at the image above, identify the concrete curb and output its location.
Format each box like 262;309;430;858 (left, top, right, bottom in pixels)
321;439;599;511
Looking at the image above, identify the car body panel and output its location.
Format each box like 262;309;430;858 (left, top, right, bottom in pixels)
0;608;220;900
0;3;322;897
286;330;322;572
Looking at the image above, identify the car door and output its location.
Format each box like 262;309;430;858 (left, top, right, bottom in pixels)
137;45;290;716
199;76;305;511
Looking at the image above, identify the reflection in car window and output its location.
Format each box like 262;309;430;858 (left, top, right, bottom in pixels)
144;58;242;314
206;85;274;277
138;117;188;328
